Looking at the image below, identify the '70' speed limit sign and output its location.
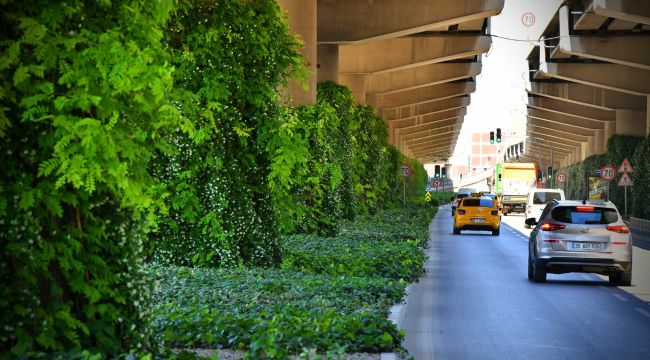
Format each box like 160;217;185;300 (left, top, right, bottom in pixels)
400;164;412;178
600;165;616;182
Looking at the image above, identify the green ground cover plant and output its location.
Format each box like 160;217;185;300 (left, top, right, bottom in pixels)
149;266;405;358
281;235;426;281
149;205;434;358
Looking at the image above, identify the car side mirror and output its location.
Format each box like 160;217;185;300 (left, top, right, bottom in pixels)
525;218;537;226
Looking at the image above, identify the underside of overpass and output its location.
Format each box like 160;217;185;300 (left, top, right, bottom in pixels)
277;0;650;169
524;0;650;168
277;0;504;164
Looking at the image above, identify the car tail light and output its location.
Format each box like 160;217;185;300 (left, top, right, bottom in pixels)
612;241;628;245
576;206;595;212
458;209;466;215
543;239;559;243
606;225;630;234
491;210;498;215
540;222;565;231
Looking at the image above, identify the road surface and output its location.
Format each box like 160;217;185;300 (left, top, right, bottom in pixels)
400;207;650;360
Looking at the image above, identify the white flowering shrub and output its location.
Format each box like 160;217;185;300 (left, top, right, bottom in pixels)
0;0;176;356
149;0;303;267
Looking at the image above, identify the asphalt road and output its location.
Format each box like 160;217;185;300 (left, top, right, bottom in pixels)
401;207;650;360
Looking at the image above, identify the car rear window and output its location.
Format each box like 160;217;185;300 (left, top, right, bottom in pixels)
533;192;562;204
456;193;469;199
461;198;494;207
551;206;619;224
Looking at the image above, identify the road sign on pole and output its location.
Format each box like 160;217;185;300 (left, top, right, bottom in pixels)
432;179;442;188
400;164;412;178
600;165;616;182
617;158;635;173
556;172;567;184
618;172;633;187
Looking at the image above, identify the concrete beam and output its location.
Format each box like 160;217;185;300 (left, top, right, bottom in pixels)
528;123;592;141
528;82;646;111
528;117;597;137
391;108;466;129
397;118;461;136
555;6;650;70
339;36;491;74
590;0;650;27
383;96;470;120
527;96;615;122
317;0;504;44
402;125;459;143
405;129;459;147
410;141;455;156
379;82;476;109
526;128;584;147
538;61;650;96
408;138;459;153
369;62;481;95
527;108;605;130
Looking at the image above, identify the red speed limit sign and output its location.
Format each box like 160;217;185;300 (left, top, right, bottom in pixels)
400;164;412;178
600;165;617;181
556;172;567;184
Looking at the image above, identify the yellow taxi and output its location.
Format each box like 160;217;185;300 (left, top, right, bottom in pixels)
453;196;501;236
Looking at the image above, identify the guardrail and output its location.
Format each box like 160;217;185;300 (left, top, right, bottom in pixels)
630;217;650;233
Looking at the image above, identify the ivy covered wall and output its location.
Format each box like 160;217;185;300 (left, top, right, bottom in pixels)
0;0;428;356
558;135;649;219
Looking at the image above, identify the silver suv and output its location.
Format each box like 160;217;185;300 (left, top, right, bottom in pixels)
526;200;632;286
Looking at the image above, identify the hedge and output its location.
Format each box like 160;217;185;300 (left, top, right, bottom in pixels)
558;135;649;218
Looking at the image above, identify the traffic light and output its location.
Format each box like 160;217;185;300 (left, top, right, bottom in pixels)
489;131;495;144
537;170;542;182
496;128;502;143
434;165;440;178
547;166;553;179
441;167;446;178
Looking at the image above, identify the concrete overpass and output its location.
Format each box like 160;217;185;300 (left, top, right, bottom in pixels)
276;0;505;164
525;0;650;168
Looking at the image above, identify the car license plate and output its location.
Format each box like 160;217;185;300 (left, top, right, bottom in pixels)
471;218;485;223
570;242;603;251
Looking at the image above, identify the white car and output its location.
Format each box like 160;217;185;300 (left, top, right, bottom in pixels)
525;189;565;228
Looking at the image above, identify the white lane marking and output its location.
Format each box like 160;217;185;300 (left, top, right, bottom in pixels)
612;293;628;302
635;308;650;318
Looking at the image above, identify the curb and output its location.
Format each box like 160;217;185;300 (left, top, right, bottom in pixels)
380;283;414;360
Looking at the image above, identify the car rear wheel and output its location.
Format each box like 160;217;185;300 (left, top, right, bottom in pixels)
492;227;500;236
609;271;632;286
527;257;534;280
532;262;546;283
453;227;460;235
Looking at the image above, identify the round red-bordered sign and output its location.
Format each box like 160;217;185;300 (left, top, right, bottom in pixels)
600;165;616;182
556;172;568;184
521;12;536;27
433;179;442;188
400;164;412;178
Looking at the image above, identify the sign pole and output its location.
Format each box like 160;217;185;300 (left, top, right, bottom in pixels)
403;177;406;207
623;186;627;218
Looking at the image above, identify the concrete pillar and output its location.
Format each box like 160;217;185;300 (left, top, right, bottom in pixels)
604;121;616;150
594;129;605;154
317;44;339;84
647;96;650;135
581;143;588;161
615;109;645;136
277;0;317;106
339;74;368;105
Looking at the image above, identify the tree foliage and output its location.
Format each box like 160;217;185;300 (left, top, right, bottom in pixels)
0;0;177;356
150;0;304;267
265;82;427;235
